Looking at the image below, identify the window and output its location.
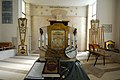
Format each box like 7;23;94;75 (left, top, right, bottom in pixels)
22;0;26;18
2;0;13;24
92;2;97;19
86;1;97;50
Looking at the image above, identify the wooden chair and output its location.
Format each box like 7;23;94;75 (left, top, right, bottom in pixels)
105;40;119;53
87;44;106;66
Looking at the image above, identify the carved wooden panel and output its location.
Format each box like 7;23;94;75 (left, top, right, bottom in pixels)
44;23;69;58
48;23;69;49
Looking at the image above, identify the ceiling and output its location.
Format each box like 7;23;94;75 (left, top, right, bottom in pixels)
24;0;96;6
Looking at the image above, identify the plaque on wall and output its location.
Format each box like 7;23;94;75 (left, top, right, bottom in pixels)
2;0;13;24
102;24;112;33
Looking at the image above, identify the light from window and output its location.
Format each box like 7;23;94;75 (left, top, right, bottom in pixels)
92;2;97;19
22;0;26;18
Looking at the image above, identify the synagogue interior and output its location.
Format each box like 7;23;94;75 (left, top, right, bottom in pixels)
0;0;120;80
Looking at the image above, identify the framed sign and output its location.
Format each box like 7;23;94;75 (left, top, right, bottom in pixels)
102;24;112;33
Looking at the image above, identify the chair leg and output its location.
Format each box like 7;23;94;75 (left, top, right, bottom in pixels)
87;53;91;62
94;55;99;66
103;56;105;65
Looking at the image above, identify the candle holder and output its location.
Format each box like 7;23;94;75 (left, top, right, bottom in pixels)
18;18;28;55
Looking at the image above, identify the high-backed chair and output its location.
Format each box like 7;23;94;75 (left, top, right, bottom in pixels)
87;44;100;61
87;44;106;66
105;40;119;53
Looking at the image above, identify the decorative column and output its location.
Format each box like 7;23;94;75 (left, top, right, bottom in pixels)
18;18;28;55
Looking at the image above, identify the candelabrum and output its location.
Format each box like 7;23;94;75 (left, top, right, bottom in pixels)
18;18;27;55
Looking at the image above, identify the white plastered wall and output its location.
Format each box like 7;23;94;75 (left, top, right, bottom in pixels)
29;5;87;51
115;0;120;49
0;0;18;42
96;0;116;41
97;0;120;49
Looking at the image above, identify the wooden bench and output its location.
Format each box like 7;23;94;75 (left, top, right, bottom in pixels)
0;42;13;50
0;47;3;51
87;44;106;66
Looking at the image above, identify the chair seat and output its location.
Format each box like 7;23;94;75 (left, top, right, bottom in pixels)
87;44;106;66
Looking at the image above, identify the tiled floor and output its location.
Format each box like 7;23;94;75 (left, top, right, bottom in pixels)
0;54;39;80
0;52;120;80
